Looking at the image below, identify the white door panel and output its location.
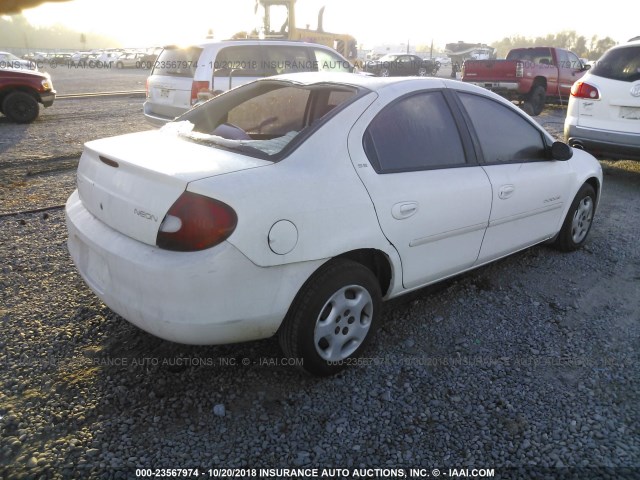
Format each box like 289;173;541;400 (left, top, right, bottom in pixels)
347;159;492;289
479;161;574;262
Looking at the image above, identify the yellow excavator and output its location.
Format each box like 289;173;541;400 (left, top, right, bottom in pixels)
253;0;358;62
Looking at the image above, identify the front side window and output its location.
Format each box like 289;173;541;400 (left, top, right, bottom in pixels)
363;91;467;173
458;92;546;164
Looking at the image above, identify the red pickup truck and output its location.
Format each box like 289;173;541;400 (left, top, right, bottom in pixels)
0;68;56;123
461;47;589;116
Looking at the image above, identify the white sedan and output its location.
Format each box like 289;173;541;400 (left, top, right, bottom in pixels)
66;73;603;376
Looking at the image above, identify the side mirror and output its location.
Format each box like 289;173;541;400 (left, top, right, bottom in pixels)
550;141;573;161
581;63;591;71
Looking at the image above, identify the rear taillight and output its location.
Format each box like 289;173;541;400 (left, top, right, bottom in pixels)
156;192;237;252
571;82;600;99
191;80;209;105
145;77;149;98
515;61;523;78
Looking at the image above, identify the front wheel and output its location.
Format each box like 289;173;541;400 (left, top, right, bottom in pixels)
279;259;382;376
2;91;39;124
554;183;596;251
380;68;390;77
418;67;428;77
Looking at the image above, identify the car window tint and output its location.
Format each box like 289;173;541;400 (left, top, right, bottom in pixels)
153;47;202;77
228;86;310;136
591;46;640;82
313;48;351;72
363;91;466;172
263;46;314;75
214;46;263;76
458;93;546;163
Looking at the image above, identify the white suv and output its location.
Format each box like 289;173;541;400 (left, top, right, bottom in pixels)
564;40;640;160
143;40;354;126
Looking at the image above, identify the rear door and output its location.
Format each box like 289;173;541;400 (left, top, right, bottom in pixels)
348;87;492;289
146;46;202;119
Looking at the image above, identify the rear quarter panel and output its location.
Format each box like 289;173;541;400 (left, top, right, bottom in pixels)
186;93;399;269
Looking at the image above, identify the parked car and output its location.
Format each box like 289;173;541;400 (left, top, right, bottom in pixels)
115;52;147;69
462;47;589;115
143;40;354;126
364;53;439;77
565;40;640;160
0;51;37;71
47;53;73;66
0;68;55;123
66;73;602;376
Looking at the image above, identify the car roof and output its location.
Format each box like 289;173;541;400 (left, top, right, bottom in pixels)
264;72;461;93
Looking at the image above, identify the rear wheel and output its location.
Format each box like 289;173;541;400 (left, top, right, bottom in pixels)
554;183;596;251
116;61;124;69
279;259;382;376
380;68;390;77
418;67;428;76
2;91;39;124
522;85;546;116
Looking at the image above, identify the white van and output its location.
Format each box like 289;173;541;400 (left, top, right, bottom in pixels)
143;39;354;126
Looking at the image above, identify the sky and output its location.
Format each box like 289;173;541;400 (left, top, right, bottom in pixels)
17;0;638;49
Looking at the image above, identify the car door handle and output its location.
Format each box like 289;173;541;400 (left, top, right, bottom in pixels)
392;202;419;219
498;185;515;199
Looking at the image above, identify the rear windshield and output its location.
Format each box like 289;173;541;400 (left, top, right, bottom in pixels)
591;46;640;82
153;46;202;77
164;81;362;159
506;48;553;64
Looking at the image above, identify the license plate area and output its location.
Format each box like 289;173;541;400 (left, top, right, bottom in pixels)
620;106;640;120
159;88;170;99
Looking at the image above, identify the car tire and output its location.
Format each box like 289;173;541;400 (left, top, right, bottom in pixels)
554;183;596;252
380;68;390;77
523;85;546;116
418;67;428;76
2;91;39;124
278;259;382;376
116;62;124;69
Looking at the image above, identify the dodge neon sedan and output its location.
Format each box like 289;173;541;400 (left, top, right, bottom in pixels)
66;73;603;376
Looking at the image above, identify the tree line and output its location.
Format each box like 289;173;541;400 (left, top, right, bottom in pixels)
0;15;118;51
491;30;618;60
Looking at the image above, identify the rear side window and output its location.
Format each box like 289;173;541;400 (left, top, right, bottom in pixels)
214;46;263;76
458;92;546;164
506;47;553;65
363;91;467;173
153;47;202;77
313;48;352;72
591;46;640;82
263;46;315;75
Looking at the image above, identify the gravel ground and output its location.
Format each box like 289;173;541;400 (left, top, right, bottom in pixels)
0;73;639;479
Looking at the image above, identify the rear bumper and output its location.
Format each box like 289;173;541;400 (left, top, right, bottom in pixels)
65;190;321;345
143;101;187;127
564;123;640;160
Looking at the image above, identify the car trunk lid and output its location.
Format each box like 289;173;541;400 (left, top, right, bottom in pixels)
77;130;270;246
